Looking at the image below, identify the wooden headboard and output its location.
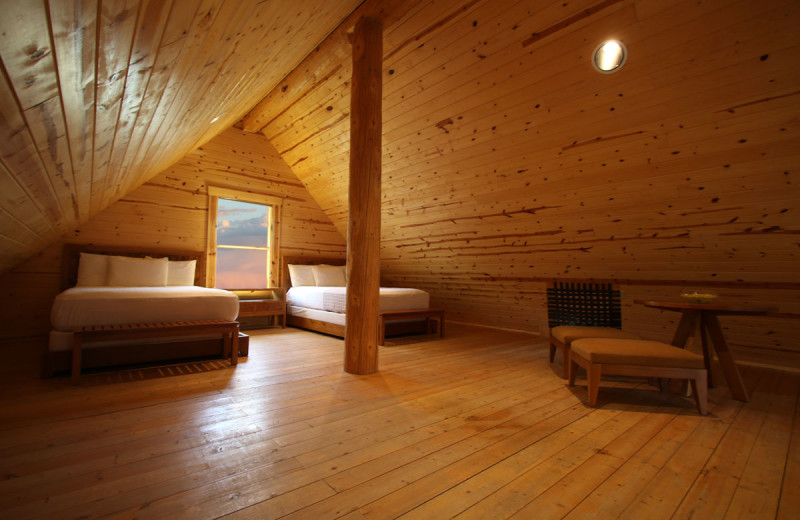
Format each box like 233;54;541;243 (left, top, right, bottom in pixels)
281;255;346;291
61;243;207;290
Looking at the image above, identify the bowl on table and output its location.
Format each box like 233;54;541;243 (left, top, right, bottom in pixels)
680;290;718;304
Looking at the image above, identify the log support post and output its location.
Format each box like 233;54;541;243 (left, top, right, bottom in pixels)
345;16;382;375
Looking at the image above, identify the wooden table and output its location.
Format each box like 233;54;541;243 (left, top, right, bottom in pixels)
635;299;777;402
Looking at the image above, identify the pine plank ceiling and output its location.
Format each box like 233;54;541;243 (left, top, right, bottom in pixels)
0;0;368;273
2;0;799;292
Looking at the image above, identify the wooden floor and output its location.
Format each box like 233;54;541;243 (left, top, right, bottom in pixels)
0;324;798;519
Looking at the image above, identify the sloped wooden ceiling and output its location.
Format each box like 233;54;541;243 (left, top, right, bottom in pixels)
243;0;800;329
0;0;362;273
1;0;798;358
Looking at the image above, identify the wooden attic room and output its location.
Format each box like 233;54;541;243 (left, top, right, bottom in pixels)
0;0;799;517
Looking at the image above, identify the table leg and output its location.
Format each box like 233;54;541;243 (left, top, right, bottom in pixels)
670;310;699;348
703;313;749;402
699;319;714;388
670;310;702;396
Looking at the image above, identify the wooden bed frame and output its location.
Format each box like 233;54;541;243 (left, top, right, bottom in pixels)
42;244;231;378
281;255;432;340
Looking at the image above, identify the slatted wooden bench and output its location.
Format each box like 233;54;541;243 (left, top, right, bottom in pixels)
378;308;444;345
72;320;239;383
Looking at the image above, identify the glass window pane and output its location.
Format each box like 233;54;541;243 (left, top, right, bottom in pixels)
214;197;273;289
217;199;270;247
216;248;268;289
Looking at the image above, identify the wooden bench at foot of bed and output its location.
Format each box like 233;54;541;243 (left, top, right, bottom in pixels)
71;320;239;383
379;308;444;345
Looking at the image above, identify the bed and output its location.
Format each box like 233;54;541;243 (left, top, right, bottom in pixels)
282;256;435;339
43;244;240;377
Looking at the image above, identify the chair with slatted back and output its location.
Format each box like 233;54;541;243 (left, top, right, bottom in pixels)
546;281;639;378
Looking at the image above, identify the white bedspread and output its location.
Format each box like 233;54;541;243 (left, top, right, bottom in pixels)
287;286;429;314
50;286;240;331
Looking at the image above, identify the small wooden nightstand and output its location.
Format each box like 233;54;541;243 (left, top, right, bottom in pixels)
234;288;286;328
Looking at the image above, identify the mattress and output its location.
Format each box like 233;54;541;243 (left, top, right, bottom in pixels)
286;286;429;314
50;286;240;331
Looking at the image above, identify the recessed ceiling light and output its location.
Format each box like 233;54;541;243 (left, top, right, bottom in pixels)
593;39;627;73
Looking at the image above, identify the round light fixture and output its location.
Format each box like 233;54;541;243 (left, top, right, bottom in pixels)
592;39;627;73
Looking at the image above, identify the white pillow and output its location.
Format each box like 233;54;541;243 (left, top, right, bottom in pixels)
288;264;316;287
107;256;169;287
312;264;346;287
76;253;110;286
167;259;196;286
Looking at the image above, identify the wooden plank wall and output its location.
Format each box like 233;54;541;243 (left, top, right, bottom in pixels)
242;0;800;369
1;0;797;371
0;128;345;341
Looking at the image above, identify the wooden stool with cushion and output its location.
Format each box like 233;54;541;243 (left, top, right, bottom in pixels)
550;325;639;379
568;338;708;415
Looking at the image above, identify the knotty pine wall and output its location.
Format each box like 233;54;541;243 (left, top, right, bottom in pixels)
1;0;797;373
243;0;800;370
0;128;345;342
377;0;800;370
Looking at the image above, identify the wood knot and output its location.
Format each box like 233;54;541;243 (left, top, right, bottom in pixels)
27;45;50;61
435;118;454;133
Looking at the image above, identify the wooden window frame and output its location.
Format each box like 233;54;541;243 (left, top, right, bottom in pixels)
207;186;282;289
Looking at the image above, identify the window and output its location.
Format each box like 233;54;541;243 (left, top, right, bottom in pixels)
207;187;281;289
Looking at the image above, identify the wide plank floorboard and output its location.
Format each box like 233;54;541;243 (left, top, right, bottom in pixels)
0;324;797;519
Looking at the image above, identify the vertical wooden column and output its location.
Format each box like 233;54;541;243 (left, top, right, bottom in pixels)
345;16;382;375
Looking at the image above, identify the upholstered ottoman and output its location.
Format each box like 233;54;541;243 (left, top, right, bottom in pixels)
550;325;640;379
568;338;708;415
